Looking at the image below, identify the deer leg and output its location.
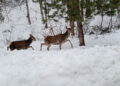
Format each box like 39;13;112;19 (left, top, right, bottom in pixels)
10;45;15;51
40;43;46;51
7;46;9;51
59;43;62;50
66;40;73;48
29;46;34;50
47;44;51;51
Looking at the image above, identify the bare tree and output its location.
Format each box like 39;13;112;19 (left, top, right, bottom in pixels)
77;0;85;46
25;0;31;25
70;20;75;36
38;0;45;22
44;0;48;28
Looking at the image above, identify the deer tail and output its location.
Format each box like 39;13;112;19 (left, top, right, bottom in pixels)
7;42;12;50
43;36;47;38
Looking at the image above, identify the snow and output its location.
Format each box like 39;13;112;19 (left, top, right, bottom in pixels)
0;1;120;86
0;32;120;86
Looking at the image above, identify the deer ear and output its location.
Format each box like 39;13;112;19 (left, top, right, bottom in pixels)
30;34;32;37
66;26;68;29
66;26;68;30
66;26;71;30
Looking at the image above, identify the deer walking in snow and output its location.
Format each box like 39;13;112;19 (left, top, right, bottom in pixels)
40;26;73;51
7;34;36;51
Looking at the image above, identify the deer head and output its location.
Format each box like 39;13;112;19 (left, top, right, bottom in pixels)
30;34;36;41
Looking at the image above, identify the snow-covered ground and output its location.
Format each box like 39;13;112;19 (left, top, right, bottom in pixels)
0;1;120;86
0;31;120;86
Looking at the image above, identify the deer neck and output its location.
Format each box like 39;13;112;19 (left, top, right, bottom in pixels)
64;30;70;37
26;37;32;45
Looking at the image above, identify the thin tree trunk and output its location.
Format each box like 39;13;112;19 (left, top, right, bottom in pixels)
38;0;45;22
77;22;85;46
100;14;103;30
76;0;85;46
111;16;113;28
118;7;120;18
45;23;48;28
70;20;75;36
25;0;31;25
108;15;113;30
69;1;75;36
44;0;48;28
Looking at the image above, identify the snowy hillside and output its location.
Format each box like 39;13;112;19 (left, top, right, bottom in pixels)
1;31;120;86
0;1;120;86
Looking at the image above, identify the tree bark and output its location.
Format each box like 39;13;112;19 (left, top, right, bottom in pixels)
44;0;48;28
77;22;85;46
38;0;45;22
108;15;113;30
118;7;120;18
70;20;75;36
25;0;31;25
45;23;48;28
76;0;85;46
100;15;103;30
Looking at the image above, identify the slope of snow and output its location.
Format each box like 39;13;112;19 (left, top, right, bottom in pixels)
0;45;120;86
0;31;120;86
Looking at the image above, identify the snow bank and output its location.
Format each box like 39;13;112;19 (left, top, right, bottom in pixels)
0;45;120;86
0;30;120;86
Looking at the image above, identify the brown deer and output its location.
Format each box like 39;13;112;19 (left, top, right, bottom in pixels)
40;26;73;51
7;34;36;51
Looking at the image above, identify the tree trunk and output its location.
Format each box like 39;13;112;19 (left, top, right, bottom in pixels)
25;0;31;25
38;0;45;22
100;14;103;30
44;0;48;28
70;20;75;36
108;15;113;30
111;16;113;29
118;7;120;18
77;22;85;46
45;23;48;28
76;0;85;46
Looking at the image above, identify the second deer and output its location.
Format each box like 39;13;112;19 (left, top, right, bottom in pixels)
40;26;73;51
7;34;36;51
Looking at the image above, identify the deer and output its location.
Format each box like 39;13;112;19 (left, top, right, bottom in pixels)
40;26;73;51
7;34;36;51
